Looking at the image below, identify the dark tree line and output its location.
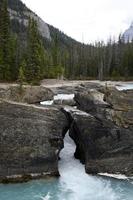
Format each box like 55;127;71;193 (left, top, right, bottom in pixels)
0;0;133;84
0;0;17;81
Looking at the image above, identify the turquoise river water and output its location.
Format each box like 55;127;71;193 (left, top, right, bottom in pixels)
0;134;133;200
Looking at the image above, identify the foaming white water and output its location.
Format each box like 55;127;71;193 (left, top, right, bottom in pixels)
40;94;74;106
40;100;54;106
116;83;133;90
54;94;74;100
58;133;118;200
99;173;128;180
0;133;133;200
41;192;51;200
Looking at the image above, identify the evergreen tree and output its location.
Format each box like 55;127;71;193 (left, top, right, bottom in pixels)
0;0;133;82
51;33;64;79
25;18;46;83
18;61;25;93
0;0;18;81
8;34;18;80
52;33;59;67
0;0;11;80
18;60;26;84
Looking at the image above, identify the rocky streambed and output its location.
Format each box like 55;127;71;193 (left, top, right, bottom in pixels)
0;82;133;183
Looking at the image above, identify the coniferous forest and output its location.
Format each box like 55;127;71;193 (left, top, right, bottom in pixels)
0;0;133;84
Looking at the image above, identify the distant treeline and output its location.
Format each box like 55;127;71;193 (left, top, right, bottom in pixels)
0;0;133;84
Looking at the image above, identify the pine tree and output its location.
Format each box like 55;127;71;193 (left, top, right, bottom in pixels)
25;18;46;83
52;33;59;67
18;60;25;84
0;0;12;80
18;60;26;93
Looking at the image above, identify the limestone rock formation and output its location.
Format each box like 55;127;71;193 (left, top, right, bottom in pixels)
7;0;51;40
0;101;68;182
65;87;133;176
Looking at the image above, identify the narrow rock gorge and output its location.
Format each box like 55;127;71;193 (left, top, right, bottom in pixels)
0;82;133;183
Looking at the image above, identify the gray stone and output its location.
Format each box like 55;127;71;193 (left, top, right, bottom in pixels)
0;85;54;104
66;87;133;176
8;7;51;40
75;89;110;115
104;87;133;111
0;101;68;182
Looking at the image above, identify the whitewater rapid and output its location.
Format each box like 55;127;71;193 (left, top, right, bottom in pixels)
0;133;133;200
58;133;119;200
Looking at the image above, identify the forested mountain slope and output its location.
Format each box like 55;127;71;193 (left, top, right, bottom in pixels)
0;0;133;83
6;0;51;40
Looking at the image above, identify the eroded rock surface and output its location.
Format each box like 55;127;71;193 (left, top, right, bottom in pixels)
0;101;68;182
0;81;133;182
65;87;133;176
0;85;54;104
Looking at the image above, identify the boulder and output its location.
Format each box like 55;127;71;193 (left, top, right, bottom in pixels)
66;107;133;176
104;87;133;111
0;101;68;183
63;107;109;163
65;87;133;176
0;85;54;104
103;87;133;128
75;89;110;116
75;87;133;128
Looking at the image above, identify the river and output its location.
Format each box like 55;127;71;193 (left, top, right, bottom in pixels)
0;133;133;200
0;83;133;200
